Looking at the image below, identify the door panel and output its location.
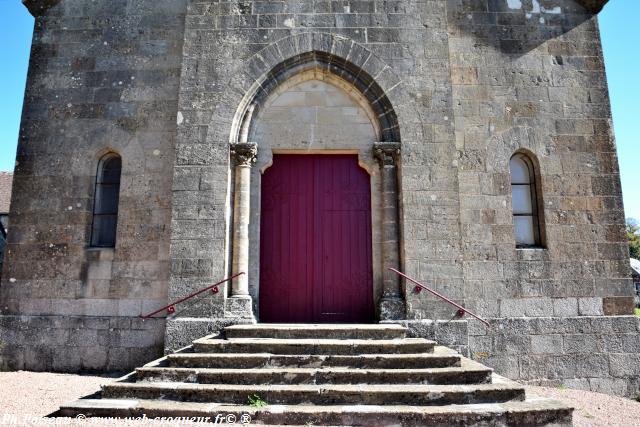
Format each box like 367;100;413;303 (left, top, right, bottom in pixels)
260;155;373;323
259;157;314;322
314;156;373;322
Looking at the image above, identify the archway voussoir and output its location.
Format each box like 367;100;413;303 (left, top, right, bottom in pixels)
253;85;270;104
246;56;268;84
385;84;411;105
225;32;424;145
258;75;281;98
349;74;372;96
229;72;260;95
292;32;313;56
275;37;298;62
374;67;402;95
311;32;334;54
359;55;387;82
330;37;353;64
259;44;285;71
346;43;371;69
326;62;347;80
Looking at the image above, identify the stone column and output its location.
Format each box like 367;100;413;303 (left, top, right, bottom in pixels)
374;142;406;320
227;142;257;320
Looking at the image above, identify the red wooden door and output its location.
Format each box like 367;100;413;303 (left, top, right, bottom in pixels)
260;155;374;323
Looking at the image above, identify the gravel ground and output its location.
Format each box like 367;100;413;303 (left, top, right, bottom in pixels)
526;385;640;427
0;372;214;426
0;371;639;426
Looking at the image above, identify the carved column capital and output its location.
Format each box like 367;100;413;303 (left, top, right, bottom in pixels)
230;142;258;167
373;142;401;167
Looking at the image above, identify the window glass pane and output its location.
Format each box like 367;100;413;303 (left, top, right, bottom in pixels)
510;156;530;184
514;216;535;246
95;184;120;214
91;215;117;247
91;154;121;247
101;157;122;184
511;184;533;215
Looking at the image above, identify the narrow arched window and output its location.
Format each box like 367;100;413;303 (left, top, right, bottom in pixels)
91;154;122;247
510;153;542;247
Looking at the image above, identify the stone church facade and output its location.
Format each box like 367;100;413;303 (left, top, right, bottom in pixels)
1;0;638;397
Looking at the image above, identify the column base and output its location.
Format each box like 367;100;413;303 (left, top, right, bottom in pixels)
379;297;406;320
224;295;256;322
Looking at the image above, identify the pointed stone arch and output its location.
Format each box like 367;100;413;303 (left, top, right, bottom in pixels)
224;33;412;321
205;32;421;147
231;50;401;144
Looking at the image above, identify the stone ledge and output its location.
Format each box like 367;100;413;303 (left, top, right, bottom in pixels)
22;0;62;17
576;0;609;13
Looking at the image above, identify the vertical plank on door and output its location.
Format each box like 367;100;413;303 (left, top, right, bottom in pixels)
260;155;373;323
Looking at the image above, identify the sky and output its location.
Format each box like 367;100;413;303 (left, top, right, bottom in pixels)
0;0;33;172
0;1;638;220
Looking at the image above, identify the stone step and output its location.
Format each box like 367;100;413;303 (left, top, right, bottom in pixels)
192;337;435;355
58;398;572;427
102;377;524;406
224;323;407;340
53;323;574;426
167;348;460;369
136;360;491;385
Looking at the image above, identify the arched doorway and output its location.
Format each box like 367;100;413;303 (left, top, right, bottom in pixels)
254;77;377;323
227;50;405;322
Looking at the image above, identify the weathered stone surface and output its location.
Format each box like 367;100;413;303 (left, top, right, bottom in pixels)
463;316;640;398
225;323;407;340
602;296;635;315
136;360;492;385
57;324;572;426
102;381;524;405
167;349;462;370
389;319;469;356
2;0;189;370
0;315;164;372
59;399;574;427
1;0;635;397
192;337;436;355
164;317;241;353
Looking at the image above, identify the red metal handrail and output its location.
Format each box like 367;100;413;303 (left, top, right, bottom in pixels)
389;268;490;327
140;272;244;319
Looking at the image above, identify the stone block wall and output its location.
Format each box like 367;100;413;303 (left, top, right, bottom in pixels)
0;0;188;371
442;0;634;320
0;315;164;372
468;316;640;397
0;232;6;283
447;1;640;391
172;0;463;324
2;0;635;398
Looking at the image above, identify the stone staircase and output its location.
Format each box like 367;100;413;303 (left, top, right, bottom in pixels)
58;324;573;426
